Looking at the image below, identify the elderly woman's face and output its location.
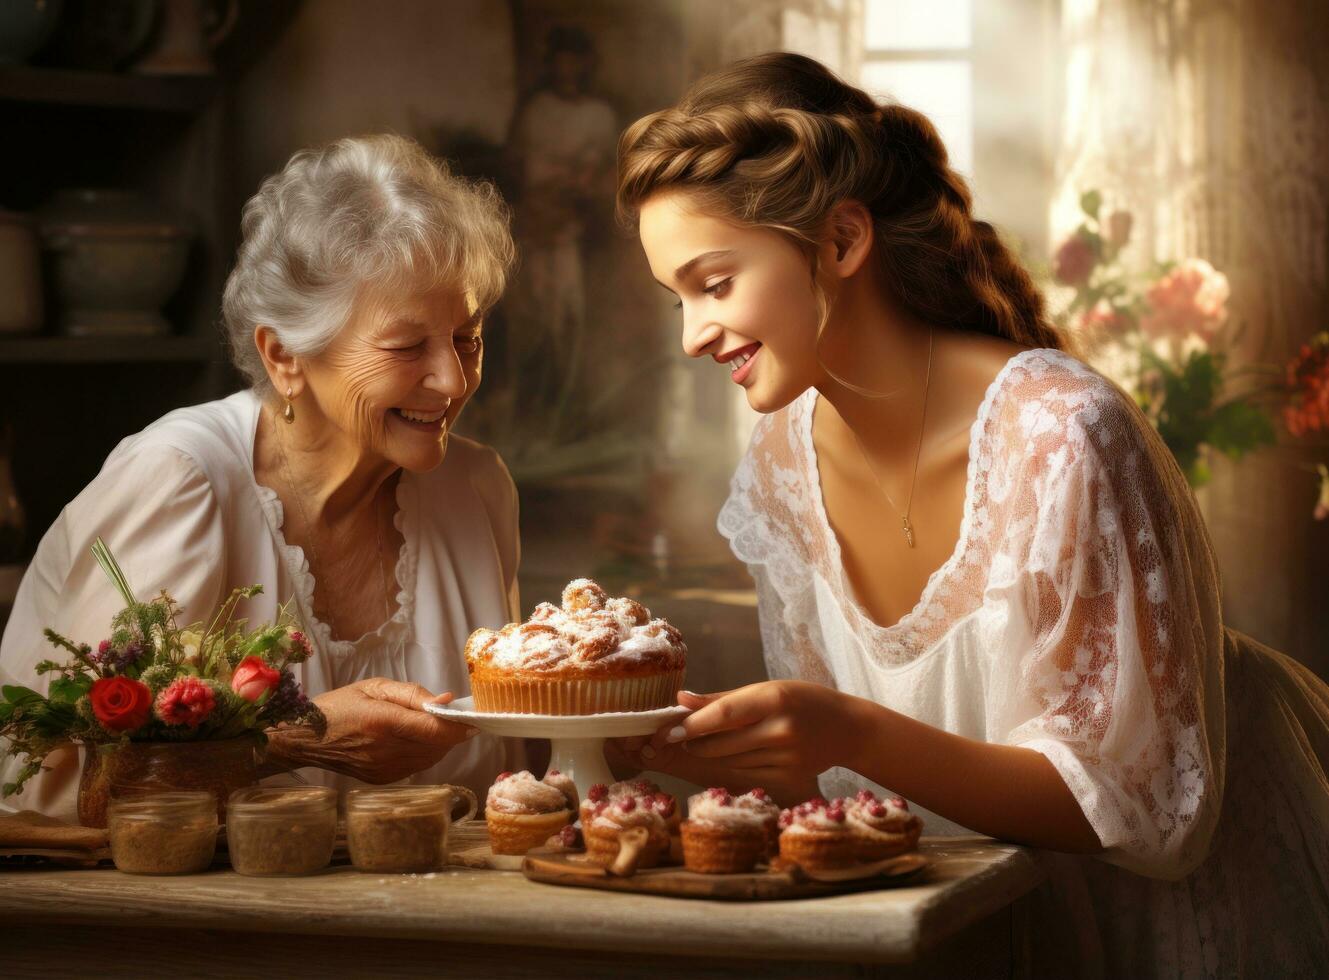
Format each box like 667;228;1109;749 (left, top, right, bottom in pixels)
301;283;483;472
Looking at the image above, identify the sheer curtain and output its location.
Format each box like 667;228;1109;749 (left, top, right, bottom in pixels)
1051;0;1329;672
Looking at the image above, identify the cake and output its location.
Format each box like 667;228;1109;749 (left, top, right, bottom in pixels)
580;781;676;869
776;796;860;870
465;579;687;714
680;787;769;873
845;790;923;860
484;770;574;855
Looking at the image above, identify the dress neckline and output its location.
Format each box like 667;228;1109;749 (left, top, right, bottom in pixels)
243;391;417;658
802;347;1043;639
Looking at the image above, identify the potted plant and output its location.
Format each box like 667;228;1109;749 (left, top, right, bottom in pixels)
0;539;324;826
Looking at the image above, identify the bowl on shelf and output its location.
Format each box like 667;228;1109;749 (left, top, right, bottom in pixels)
0;211;44;335
39;189;191;337
0;0;64;65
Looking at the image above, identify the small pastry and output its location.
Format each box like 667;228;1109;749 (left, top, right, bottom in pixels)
580;783;673;869
545;824;582;852
542;768;579;810
610;777;680;833
485;771;573;855
845;790;923;860
680;787;767;874
777;796;860;870
732;787;780;857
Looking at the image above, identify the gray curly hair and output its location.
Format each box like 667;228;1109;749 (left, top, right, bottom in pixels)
222;134;515;395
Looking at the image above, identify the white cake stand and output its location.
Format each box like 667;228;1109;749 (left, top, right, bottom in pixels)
424;696;689;796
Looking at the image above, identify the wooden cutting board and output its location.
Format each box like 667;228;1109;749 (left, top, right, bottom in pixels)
521;847;930;901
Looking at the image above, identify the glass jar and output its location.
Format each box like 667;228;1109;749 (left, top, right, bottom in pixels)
346;785;476;873
107;791;218;875
226;786;338;876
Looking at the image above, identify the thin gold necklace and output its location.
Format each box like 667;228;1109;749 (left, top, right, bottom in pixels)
272;412;393;630
845;328;934;549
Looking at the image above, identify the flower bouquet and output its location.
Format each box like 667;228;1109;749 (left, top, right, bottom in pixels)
1282;332;1329;520
0;539;324;821
1052;190;1276;487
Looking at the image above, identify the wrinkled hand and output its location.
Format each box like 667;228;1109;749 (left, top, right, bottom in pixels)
267;678;477;784
615;681;861;806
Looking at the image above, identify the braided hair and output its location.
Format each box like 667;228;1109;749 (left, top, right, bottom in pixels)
617;53;1064;351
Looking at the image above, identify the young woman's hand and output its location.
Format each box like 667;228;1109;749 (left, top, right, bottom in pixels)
615;680;870;806
265;678;478;784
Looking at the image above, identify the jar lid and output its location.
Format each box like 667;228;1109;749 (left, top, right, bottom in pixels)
107;790;216;819
346;786;454;814
227;786;336;815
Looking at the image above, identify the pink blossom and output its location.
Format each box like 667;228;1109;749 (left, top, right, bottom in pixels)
155;677;217;728
1053;234;1097;286
231;655;281;702
1106;210;1133;248
1139;258;1230;344
1076;299;1132;343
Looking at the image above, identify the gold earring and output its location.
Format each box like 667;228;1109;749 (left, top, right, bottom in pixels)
282;386;295;424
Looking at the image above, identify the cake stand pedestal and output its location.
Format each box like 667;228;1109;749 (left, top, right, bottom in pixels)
424;696;688;795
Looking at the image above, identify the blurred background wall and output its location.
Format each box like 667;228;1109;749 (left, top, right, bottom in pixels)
1;0;1324;686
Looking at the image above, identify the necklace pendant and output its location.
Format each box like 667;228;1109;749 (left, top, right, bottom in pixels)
902;516;915;549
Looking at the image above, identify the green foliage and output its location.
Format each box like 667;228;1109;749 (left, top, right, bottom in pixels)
2;545;323;799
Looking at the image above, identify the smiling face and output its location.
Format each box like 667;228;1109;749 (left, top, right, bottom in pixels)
638;190;825;413
298;281;484;473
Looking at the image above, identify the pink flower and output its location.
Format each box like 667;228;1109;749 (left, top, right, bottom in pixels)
155;677;217;728
231;655;281;702
1106;210;1133;248
1053;234;1097;286
1076;299;1132;343
1139;258;1230;344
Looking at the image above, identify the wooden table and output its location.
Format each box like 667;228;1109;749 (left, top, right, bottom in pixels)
0;835;1044;979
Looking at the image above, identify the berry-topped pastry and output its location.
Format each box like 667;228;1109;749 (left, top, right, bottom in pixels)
845;789;923;860
485;770;574;855
464;579;687;714
776;795;859;870
732;787;781;857
580;780;676;869
680;787;769;873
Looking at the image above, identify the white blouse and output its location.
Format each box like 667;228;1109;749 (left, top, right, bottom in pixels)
1;390;523;819
720;348;1329;976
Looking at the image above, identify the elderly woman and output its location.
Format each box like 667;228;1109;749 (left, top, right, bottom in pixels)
0;135;522;818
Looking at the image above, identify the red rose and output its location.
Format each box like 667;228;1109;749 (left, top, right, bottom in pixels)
1053;234;1097;287
231;656;281;702
88;676;153;732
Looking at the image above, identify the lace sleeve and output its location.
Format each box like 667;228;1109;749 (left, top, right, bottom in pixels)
1000;360;1227;879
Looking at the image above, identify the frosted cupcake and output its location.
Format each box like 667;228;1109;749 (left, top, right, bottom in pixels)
580;782;675;869
845;790;923;860
465;579;687;714
680;788;768;873
485;771;573;855
777;796;859;870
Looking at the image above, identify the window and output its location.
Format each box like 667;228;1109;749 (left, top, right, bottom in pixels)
859;0;974;175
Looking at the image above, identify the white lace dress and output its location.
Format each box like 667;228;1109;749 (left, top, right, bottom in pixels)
719;348;1329;978
1;390;524;819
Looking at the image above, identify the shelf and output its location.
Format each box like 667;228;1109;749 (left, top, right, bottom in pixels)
0;335;221;364
0;65;216;113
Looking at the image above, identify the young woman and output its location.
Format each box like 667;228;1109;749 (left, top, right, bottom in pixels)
616;53;1329;975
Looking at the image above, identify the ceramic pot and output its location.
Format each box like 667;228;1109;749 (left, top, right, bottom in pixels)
0;0;63;65
0;211;43;334
40;189;191;337
133;0;236;75
77;735;260;828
